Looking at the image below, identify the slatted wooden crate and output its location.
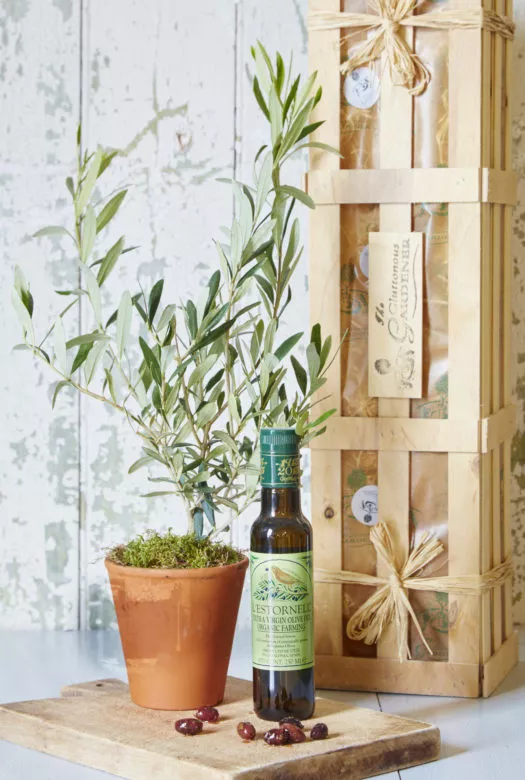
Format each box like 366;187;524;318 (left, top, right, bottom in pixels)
307;0;518;697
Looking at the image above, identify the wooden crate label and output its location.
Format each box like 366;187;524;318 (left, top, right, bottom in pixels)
368;232;423;399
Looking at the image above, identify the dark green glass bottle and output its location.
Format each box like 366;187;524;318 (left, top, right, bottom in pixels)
250;428;315;721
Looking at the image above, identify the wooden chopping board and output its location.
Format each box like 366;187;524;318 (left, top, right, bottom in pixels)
0;677;439;779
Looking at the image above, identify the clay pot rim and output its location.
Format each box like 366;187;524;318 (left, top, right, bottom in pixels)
105;552;249;579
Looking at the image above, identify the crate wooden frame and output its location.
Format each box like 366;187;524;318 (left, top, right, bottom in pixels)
308;0;518;697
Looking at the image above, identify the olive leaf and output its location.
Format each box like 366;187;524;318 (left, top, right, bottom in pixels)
116;290;132;359
81;205;97;263
53;317;68;375
51;380;71;409
76;147;103;216
97;236;125;286
97;190;127;233
80;264;102;324
33;226;71;239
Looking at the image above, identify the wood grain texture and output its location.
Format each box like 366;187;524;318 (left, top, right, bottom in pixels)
481;630;519;696
447;0;484;666
306;168;518;205
309;406;517;454
376;32;413;661
480;0;495;668
317;655;481;698
491;0;505;657
0;677;440;779
308;0;343;658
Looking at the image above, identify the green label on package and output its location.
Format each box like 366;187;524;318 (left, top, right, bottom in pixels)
250;551;314;671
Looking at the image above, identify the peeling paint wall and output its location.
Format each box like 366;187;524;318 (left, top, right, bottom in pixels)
0;0;80;629
1;0;524;629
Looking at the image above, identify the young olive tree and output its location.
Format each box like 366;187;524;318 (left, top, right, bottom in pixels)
13;44;337;538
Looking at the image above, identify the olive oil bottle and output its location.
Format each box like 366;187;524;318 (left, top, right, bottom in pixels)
250;428;315;721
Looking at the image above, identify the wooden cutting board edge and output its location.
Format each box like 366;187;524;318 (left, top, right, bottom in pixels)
0;679;441;780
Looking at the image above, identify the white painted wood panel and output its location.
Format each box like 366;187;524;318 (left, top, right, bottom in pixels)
0;0;80;629
79;0;237;628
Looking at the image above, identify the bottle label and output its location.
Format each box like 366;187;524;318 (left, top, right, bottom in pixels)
261;454;300;488
250;550;314;670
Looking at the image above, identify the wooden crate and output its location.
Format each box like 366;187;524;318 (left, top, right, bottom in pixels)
308;0;518;697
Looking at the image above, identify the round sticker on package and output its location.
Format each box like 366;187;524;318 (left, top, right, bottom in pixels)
351;485;379;526
344;67;380;110
359;245;369;279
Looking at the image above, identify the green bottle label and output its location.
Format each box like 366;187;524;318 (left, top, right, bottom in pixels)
250;550;314;671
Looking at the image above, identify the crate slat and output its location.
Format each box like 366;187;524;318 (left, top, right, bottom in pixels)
491;0;505;656
480;0;495;667
374;27;414;661
447;0;483;669
309;0;343;658
306;167;518;204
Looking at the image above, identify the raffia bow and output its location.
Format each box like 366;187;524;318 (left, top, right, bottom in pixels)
314;521;513;661
308;0;515;96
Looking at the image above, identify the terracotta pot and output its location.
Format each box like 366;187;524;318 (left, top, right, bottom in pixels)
105;555;248;710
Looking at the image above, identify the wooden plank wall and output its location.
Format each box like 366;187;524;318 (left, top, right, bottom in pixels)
0;0;309;630
80;0;237;629
0;0;81;630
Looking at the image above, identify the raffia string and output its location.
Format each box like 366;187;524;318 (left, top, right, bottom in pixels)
308;0;515;95
314;521;513;662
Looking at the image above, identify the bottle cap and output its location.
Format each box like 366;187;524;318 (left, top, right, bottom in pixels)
260;428;300;488
260;428;299;457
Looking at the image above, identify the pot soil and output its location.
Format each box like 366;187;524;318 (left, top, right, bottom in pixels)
106;555;248;710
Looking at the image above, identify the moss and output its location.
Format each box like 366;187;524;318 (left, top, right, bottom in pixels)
107;530;242;570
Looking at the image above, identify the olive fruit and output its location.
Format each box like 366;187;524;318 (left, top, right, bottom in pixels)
279;716;304;730
195;706;220;723
264;727;289;746
281;723;306;743
310;722;328;740
237;721;256;741
174;718;203;736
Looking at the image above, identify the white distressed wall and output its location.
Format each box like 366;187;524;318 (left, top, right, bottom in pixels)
1;0;525;630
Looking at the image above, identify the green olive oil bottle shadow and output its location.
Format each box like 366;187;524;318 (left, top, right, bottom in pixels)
250;428;315;721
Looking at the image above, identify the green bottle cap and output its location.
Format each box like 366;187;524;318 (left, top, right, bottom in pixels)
260;428;300;487
260;428;299;455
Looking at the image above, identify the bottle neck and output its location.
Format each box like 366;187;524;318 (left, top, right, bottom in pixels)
260;486;302;518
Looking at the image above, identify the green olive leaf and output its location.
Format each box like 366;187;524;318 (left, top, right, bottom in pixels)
116;290;132;359
51;380;71;409
81;205;97;263
53;316;68;375
96;190;127;233
76;147;103;215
